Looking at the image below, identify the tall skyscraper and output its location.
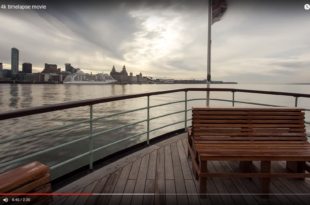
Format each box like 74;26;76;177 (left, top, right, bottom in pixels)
22;63;32;73
11;48;19;76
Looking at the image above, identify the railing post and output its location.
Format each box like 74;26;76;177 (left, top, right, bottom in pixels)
147;96;150;146
89;105;93;170
232;92;235;107
185;91;188;131
295;97;298;107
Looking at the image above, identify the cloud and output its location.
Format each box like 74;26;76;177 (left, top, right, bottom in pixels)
0;0;309;83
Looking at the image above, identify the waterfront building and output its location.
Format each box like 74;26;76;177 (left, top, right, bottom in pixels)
42;63;61;74
128;72;137;83
33;73;45;82
2;69;12;79
24;74;35;81
110;65;149;83
65;63;78;73
22;63;32;73
0;63;3;78
11;48;19;76
110;65;129;83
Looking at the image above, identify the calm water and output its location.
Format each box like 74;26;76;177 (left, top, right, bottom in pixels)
0;83;310;179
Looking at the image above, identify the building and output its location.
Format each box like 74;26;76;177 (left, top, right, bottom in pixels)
3;69;12;79
128;72;137;83
24;74;35;81
11;48;19;76
41;63;60;74
33;73;45;82
110;65;150;83
0;63;3;78
22;63;32;73
110;65;129;83
65;63;78;73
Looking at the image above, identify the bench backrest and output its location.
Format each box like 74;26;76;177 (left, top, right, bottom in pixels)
191;107;306;141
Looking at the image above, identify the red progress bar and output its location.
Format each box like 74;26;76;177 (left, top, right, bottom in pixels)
0;193;93;195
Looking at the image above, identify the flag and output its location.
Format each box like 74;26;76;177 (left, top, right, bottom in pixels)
212;0;227;24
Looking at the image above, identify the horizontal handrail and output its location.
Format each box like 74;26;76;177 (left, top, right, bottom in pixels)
1;88;310;121
1;88;309;178
0;134;91;168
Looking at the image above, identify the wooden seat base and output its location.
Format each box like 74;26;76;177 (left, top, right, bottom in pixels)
188;140;310;198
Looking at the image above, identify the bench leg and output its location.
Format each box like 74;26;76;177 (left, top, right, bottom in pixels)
199;161;208;199
192;158;199;180
260;161;271;198
286;161;306;180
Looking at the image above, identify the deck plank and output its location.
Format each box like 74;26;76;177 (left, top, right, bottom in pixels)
219;161;259;205
155;146;165;205
155;133;187;147
108;163;133;205
120;180;136;205
177;140;193;180
143;180;155;205
184;180;201;205
147;150;157;180
227;161;270;205
96;168;122;205
171;142;189;205
54;144;159;195
52;197;67;205
261;161;310;204
164;145;174;180
165;180;177;205
276;161;310;193
85;174;110;205
62;188;82;205
74;180;98;205
51;133;310;205
214;161;247;205
132;154;150;205
208;161;235;205
207;180;224;205
271;180;304;205
129;158;142;180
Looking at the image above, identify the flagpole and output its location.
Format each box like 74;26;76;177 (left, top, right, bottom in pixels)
206;0;212;106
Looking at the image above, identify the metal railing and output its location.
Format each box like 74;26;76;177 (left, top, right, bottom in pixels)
0;88;309;175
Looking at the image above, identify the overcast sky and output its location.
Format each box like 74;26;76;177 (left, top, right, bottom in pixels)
0;0;309;83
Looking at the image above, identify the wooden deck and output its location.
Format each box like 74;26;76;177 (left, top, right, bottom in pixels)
52;133;310;205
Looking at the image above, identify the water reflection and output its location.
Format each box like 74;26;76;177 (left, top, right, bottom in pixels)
0;83;309;179
0;85;3;109
9;84;19;109
21;85;33;108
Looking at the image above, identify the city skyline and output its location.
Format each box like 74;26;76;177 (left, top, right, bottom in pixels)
0;0;309;83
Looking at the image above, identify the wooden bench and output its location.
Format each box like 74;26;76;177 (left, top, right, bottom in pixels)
0;161;53;204
187;107;310;198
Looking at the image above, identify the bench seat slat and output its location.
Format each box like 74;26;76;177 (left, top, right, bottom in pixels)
195;144;310;148
192;111;305;116
200;152;310;156
196;148;310;153
195;141;309;144
193;116;305;120
0;162;49;193
193;133;306;136
193;137;308;141
191;128;306;132
192;124;305;128
193;107;305;111
193;120;304;124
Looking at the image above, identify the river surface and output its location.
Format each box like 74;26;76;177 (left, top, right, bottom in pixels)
0;83;309;180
